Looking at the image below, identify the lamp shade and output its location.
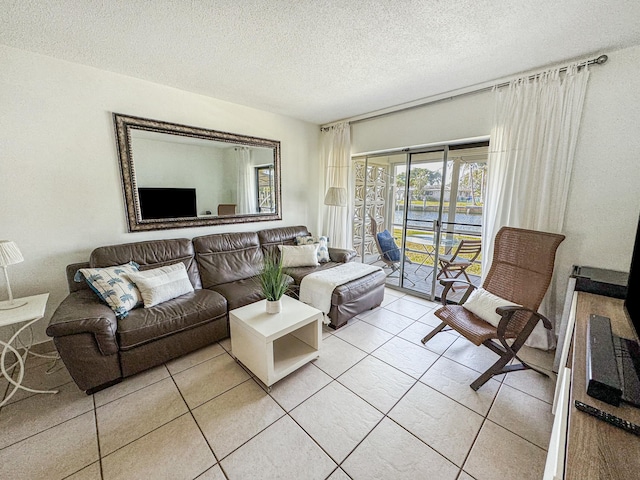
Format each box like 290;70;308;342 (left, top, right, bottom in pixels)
0;241;24;267
324;187;347;207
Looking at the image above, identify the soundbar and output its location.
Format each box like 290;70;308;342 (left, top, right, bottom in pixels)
586;314;622;406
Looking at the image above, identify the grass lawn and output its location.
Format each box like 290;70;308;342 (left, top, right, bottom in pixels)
392;228;483;276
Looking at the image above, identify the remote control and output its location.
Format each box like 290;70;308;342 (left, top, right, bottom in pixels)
575;400;640;436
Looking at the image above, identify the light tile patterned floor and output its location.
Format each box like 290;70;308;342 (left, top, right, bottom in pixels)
0;288;556;479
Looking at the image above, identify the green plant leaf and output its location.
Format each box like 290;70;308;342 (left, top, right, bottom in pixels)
259;253;288;301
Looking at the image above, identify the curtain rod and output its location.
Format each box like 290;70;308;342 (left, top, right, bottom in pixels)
321;54;608;130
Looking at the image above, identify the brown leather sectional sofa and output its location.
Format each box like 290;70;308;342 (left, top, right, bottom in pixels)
47;225;386;394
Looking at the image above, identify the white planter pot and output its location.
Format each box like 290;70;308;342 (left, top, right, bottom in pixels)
265;299;282;314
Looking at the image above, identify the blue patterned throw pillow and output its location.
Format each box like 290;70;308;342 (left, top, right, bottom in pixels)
316;236;330;263
75;262;142;318
296;235;331;263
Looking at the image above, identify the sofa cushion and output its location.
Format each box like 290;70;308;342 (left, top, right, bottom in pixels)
116;289;227;350
90;238;202;289
210;277;266;311
258;225;311;258
193;232;264;288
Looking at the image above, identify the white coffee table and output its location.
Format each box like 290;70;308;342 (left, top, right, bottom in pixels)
230;295;322;390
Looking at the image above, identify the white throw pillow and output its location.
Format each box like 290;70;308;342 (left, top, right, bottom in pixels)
125;262;194;308
278;244;319;268
295;235;331;263
463;288;521;328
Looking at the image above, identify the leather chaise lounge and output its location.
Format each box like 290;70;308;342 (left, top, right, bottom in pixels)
47;225;386;394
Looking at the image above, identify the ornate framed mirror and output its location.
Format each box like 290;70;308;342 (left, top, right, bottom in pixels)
113;113;281;232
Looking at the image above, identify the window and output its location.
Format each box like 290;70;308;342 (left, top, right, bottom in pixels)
255;165;275;213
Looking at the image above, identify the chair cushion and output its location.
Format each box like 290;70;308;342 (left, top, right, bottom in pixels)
439;254;471;266
117;289;227;350
377;230;400;262
435;305;501;346
462;288;521;328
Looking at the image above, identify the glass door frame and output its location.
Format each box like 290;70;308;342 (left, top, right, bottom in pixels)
402;146;449;300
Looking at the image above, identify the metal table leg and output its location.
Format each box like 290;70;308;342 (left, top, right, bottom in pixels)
0;317;59;407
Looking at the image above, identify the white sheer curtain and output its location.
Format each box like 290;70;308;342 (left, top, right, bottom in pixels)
235;147;256;213
321;122;351;249
482;64;590;349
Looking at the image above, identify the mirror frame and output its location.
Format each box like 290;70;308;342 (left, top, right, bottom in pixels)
113;113;282;232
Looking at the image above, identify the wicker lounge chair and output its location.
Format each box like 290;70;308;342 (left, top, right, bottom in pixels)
421;226;565;390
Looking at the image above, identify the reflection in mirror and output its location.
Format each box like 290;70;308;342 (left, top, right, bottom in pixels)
113;113;281;231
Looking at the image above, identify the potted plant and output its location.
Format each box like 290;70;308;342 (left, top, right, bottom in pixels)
259;254;288;314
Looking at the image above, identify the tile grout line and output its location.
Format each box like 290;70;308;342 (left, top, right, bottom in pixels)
0;401;94;452
93;368;171;409
374;325;471;471
93;359;248;471
249;295;542;473
182;374;290;469
93;394;105;480
58;397;103;480
412;315;555;456
455;374;504;476
167;372;229;480
1;378;75;409
485;379;552;450
283;379;350;471
335;342;458;473
3;292;553;479
332;305;528;476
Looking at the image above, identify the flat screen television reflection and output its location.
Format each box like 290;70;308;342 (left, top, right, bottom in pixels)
138;187;197;220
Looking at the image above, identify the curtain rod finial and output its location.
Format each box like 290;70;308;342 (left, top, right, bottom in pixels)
596;55;608;65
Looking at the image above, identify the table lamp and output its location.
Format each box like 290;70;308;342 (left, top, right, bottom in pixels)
324;187;347;207
0;241;27;310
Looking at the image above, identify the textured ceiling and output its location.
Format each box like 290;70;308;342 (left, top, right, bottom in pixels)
2;0;640;124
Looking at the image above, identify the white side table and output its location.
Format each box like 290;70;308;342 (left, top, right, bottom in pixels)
0;293;59;407
230;295;322;391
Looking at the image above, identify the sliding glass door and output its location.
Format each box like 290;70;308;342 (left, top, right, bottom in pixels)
355;142;488;301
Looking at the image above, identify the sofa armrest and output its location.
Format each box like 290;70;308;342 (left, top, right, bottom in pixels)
46;290;119;356
328;247;357;263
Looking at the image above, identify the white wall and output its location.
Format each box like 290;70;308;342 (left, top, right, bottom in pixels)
0;45;321;343
352;44;640;330
563;45;640;273
132;137;225;214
